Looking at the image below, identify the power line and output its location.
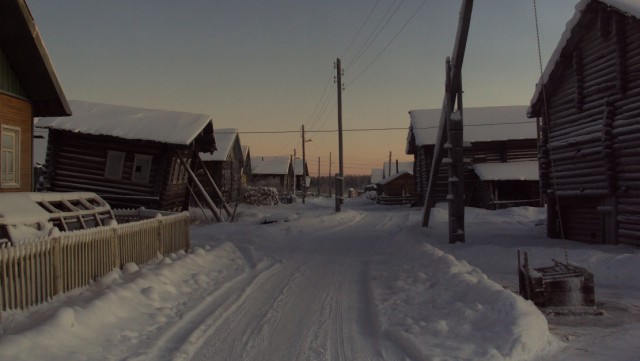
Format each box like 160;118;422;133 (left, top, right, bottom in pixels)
237;120;536;135
348;0;429;87
340;0;382;60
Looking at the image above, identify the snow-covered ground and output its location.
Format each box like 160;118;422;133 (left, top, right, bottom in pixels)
0;197;638;360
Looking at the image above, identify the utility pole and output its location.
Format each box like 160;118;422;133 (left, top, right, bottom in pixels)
388;151;392;177
301;124;307;204
292;149;296;199
335;58;344;212
329;152;332;197
317;156;321;197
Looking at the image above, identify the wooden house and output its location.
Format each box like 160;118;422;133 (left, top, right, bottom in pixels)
1;0;70;193
293;158;309;193
250;156;293;195
375;171;416;205
241;145;251;184
198;128;243;204
407;106;539;209
528;0;640;245
36;100;216;211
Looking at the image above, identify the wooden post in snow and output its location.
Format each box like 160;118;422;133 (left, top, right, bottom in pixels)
421;0;473;244
176;152;222;222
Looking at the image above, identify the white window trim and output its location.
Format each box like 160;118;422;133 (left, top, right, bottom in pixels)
105;150;125;179
131;154;153;183
1;125;20;188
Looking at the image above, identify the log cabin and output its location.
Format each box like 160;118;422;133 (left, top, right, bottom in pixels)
198;128;243;204
407;106;539;209
1;0;70;193
528;0;640;246
375;171;416;205
250;156;293;195
36;100;216;211
241;145;251;184
293;158;309;193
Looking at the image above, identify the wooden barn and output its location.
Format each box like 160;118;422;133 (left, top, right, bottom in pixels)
198;128;243;204
250;156;293;195
407;106;539;209
528;0;640;246
293;158;309;193
36;100;216;211
375;171;416;205
1;0;70;193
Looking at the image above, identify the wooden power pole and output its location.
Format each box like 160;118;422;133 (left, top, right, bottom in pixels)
335;58;344;212
301;124;307;204
317;156;321;197
421;0;473;244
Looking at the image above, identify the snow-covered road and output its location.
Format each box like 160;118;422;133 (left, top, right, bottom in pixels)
2;197;638;360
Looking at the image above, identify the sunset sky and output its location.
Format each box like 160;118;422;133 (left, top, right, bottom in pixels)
28;0;578;175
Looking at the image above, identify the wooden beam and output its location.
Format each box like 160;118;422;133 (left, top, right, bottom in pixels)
175;151;222;222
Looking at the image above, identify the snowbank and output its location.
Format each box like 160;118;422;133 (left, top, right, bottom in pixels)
372;242;555;361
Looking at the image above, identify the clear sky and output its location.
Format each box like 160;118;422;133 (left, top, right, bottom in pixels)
28;0;578;175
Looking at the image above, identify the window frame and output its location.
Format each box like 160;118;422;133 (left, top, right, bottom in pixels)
1;125;20;188
104;150;126;180
131;154;153;183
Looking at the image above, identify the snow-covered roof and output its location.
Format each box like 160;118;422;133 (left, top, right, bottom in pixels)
382;161;413;175
472;161;539;181
200;128;238;161
251;156;290;175
293;159;307;176
408;106;535;147
370;169;384;184
528;0;640;116
376;171;411;185
36;100;214;146
0;192;108;225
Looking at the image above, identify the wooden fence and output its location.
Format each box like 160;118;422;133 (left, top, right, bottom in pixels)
0;211;190;312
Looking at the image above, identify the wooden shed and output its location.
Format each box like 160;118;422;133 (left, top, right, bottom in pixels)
528;0;640;246
36;100;216;211
293;158;309;193
1;0;70;193
375;171;416;205
250;156;293;195
407;106;539;208
198;128;243;204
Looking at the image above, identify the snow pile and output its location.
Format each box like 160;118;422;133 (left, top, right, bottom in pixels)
241;186;280;206
372;242;554;361
0;243;247;361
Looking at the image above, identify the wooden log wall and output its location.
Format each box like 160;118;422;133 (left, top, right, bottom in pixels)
414;139;537;209
541;3;640;245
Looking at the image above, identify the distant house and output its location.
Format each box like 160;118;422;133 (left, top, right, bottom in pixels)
1;0;70;193
36;100;216;211
250;156;293;195
528;0;640;245
293;158;309;193
407;106;539;209
370;169;383;184
375;171;416;205
381;161;413;179
198;128;243;204
241;145;251;183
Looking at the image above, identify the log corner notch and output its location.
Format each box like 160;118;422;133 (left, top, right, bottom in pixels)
421;0;473;244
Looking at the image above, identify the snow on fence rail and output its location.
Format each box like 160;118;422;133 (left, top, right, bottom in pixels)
0;211;190;312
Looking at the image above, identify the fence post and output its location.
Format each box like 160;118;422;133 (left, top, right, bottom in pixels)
110;226;120;270
52;236;62;295
157;218;164;257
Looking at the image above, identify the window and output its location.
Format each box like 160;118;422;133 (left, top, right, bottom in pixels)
169;157;189;184
105;150;125;179
131;154;153;183
1;126;20;187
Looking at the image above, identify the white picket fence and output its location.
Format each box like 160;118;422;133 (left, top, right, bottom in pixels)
0;211;190;312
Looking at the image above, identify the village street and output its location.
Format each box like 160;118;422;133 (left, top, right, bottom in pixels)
2;198;640;360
